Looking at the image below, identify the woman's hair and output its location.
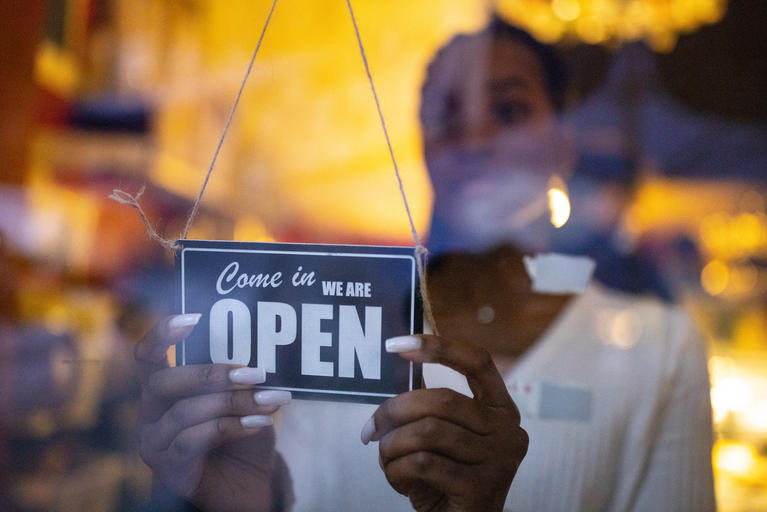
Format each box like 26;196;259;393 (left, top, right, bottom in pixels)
419;15;568;138
483;15;568;111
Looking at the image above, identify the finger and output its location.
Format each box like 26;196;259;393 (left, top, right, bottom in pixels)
140;364;267;424
146;364;267;402
362;388;489;444
165;416;274;462
144;389;291;455
135;314;202;368
383;451;471;499
379;417;489;465
385;335;513;408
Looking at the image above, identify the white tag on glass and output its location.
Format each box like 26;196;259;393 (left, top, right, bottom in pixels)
523;253;595;294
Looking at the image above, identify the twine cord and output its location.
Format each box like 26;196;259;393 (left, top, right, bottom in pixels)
110;0;439;334
181;0;279;241
108;186;178;251
345;0;438;335
109;0;279;249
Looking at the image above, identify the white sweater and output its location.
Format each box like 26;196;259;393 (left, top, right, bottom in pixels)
275;284;716;512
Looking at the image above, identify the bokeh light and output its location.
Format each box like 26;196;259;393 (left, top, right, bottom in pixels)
548;187;571;228
701;259;729;295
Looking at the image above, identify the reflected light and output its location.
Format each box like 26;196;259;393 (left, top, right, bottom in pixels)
497;0;727;51
44;303;72;336
714;441;757;476
711;376;753;420
701;259;729;295
35;40;79;97
548;188;571;228
708;355;735;383
728;264;758;295
552;0;581;21
699;211;767;259
576;16;608;44
733;308;767;351
477;305;496;324
742;398;767;432
597;308;643;348
734;213;763;249
234;215;274;242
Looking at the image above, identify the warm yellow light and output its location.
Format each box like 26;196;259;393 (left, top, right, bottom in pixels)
708;355;735;383
548;188;571;228
576;16;608;44
699;210;767;260
742;398;767;432
648;31;678;53
699;213;729;252
733;213;763;249
35;41;79;97
714;441;758;476
728;264;758;295
708;355;735;423
597;308;643;348
234;216;274;242
711;376;753;419
152;152;203;199
732;308;767;351
529;13;567;43
27;171;100;270
42;301;72;336
497;0;727;51
701;259;729;295
552;0;581;21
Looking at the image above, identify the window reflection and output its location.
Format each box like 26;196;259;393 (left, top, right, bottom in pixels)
1;1;766;511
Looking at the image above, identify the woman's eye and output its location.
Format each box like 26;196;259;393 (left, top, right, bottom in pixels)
440;94;463;135
492;101;531;125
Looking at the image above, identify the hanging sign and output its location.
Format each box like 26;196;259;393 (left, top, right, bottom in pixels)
176;240;423;404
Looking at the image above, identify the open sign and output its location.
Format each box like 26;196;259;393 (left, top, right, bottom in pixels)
176;240;423;404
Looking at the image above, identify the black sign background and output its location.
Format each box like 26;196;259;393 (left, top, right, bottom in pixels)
175;240;422;404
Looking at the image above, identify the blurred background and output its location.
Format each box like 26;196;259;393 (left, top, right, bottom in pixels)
0;0;765;510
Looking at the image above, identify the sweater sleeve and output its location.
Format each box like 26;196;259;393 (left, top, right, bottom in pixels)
629;314;716;512
145;452;295;512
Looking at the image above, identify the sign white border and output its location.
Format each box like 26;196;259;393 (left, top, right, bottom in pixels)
180;246;417;398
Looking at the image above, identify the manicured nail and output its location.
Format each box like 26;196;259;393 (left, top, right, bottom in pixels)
360;415;376;445
167;314;201;335
229;367;266;385
385;335;422;353
254;390;292;406
240;415;273;428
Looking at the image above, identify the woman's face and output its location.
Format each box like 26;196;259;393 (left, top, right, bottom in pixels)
422;36;576;354
423;36;574;253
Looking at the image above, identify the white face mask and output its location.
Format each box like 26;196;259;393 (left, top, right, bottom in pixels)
452;169;553;252
427;116;575;253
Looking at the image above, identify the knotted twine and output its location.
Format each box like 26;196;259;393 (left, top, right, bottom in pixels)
109;0;439;335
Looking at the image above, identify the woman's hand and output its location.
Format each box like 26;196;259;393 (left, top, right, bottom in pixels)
135;314;292;511
362;334;528;512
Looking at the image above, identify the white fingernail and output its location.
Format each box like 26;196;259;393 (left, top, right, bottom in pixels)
168;314;201;330
385;336;422;353
240;415;273;428
360;415;376;445
254;390;292;406
229;367;266;385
